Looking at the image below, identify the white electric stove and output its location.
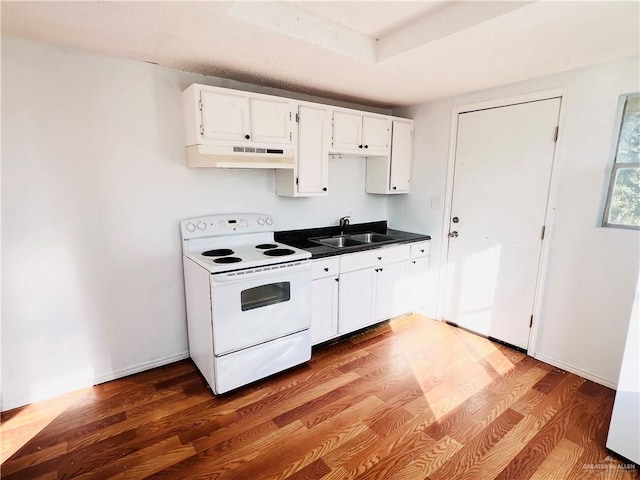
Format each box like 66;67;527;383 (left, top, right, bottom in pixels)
180;213;312;394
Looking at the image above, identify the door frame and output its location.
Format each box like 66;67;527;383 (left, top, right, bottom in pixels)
436;89;567;356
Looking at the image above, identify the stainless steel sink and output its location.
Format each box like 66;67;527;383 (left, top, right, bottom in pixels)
311;232;394;248
312;236;364;248
348;232;393;243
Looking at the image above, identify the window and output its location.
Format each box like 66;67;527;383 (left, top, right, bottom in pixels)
241;282;290;311
602;93;640;229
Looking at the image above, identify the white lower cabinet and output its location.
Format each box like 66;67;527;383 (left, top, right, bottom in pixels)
310;241;430;343
338;267;376;335
408;256;429;311
311;258;340;345
374;260;410;322
338;244;411;336
407;241;430;311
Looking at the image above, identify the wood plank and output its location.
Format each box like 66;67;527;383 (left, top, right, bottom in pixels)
428;408;525;480
392;435;463;479
2;315;627;480
529;438;584;480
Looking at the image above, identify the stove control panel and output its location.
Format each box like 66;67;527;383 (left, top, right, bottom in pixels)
181;213;275;240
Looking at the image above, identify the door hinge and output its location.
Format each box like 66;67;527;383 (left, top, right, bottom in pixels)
553;126;559;143
198;100;203;111
199;125;204;136
530;315;534;328
290;132;293;141
540;225;546;240
295;113;300;123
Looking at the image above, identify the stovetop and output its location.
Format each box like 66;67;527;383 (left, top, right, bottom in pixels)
181;213;311;274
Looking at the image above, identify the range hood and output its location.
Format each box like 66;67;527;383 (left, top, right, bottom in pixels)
186;144;295;169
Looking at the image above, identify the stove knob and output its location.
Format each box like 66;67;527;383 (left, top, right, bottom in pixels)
197;221;207;231
185;223;196;233
265;217;273;226
257;217;265;226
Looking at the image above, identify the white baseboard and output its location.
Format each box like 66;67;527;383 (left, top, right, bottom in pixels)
2;351;191;411
534;352;617;389
91;351;191;385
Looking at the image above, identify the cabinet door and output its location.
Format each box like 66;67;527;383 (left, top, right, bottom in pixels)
200;90;251;142
338;268;375;335
311;276;339;345
362;115;391;155
250;97;292;144
389;120;413;192
298;105;329;194
374;261;410;321
408;256;429;311
332;110;362;152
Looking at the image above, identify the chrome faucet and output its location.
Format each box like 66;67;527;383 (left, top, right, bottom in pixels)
339;216;351;235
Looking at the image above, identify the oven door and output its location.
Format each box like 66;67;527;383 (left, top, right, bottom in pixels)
210;261;311;355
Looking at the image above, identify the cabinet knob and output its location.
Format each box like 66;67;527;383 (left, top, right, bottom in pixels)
245;134;251;140
412;260;416;264
392;186;397;190
420;249;424;253
364;145;369;149
335;278;339;282
324;267;329;272
377;256;382;260
358;145;363;149
322;187;327;192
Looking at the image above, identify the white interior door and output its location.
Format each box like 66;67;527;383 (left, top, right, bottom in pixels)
444;98;561;350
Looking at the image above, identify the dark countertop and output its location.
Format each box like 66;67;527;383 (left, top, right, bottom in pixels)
275;220;431;259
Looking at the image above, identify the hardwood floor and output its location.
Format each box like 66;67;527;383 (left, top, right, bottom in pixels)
2;314;638;479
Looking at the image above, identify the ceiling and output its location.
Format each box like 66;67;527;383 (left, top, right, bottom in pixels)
2;1;639;108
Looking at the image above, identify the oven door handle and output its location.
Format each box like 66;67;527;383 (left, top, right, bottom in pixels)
211;260;311;283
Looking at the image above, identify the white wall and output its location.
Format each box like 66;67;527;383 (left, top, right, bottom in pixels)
390;57;640;387
3;37;637;411
0;38;388;410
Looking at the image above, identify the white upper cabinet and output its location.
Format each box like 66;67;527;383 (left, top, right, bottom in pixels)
331;110;363;153
183;83;413;191
388;120;413;192
183;84;294;148
250;97;293;145
200;90;251;142
366;119;413;194
331;109;390;156
296;105;330;194
276;103;330;197
362;114;391;155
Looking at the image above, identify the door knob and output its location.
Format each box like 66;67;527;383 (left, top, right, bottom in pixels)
449;231;459;238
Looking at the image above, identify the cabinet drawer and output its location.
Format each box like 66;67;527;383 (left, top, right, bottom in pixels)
340;244;410;273
410;241;430;258
311;257;340;279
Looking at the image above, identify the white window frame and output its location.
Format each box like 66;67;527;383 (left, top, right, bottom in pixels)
602;93;640;230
